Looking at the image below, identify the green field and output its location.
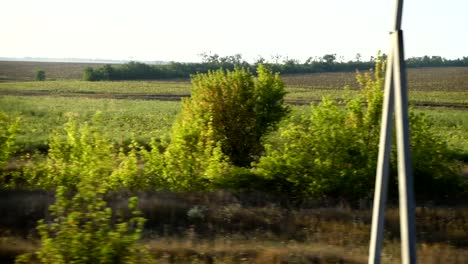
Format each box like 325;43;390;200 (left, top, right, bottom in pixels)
0;80;191;95
2;66;468;106
1;97;467;155
1;65;467;152
0;96;180;151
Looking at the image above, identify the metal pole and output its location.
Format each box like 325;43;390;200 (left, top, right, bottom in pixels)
393;30;417;264
368;0;416;263
393;0;404;31
368;47;395;264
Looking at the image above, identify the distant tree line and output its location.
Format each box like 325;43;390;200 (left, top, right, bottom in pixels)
406;55;468;67
83;53;468;81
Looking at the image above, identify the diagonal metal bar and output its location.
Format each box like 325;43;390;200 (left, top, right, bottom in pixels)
368;1;416;263
393;29;417;264
368;44;395;264
393;0;404;30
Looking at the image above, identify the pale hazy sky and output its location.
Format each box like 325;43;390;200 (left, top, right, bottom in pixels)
1;0;467;62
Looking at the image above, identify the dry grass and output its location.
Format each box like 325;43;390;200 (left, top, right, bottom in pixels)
2;235;466;263
0;236;37;263
1;190;467;263
146;238;368;263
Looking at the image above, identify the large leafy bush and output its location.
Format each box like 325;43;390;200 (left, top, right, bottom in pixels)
255;56;461;200
164;65;288;189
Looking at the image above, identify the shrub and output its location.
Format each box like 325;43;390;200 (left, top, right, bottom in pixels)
15;115;151;263
22;113;157;191
0;113;20;188
0;112;19;170
83;67;97;81
35;70;46;81
15;182;150;263
163;65;288;190
23;113;116;189
255;55;462;201
83;66;112;81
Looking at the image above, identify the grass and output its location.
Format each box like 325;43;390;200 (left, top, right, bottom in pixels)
416;107;468;160
0;96;180;151
0;80;191;95
285;87;468;105
409;90;468;105
0;190;467;263
1;95;467;158
2;236;466;263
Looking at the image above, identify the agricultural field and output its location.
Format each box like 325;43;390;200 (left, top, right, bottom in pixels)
1;65;467;153
284;67;468;106
0;61;112;81
0;61;467;263
1;67;468;106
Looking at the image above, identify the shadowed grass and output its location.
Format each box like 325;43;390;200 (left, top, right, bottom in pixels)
0;190;467;263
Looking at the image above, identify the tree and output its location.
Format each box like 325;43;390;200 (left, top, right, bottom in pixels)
83;67;97;81
35;70;46;81
322;54;336;64
164;65;288;189
355;53;362;62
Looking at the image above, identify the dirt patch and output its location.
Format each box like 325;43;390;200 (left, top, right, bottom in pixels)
0;89;190;101
1;90;468;109
462;164;468;179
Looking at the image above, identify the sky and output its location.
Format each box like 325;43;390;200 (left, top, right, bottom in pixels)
1;0;467;63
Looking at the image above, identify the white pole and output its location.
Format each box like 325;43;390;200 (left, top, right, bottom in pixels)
368;0;416;263
393;29;417;264
368;46;395;264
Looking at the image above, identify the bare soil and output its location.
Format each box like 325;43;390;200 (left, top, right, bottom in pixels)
1;89;468;109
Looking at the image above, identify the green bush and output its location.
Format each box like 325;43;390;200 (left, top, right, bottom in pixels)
139;138;168;188
83;67;97;81
23;113;116;189
254;56;462;200
21;113;160;191
35;70;46;81
15;183;150;263
15;115;151;263
400;111;462;199
0;113;20;188
0;112;19;170
83;66;111;81
163;65;288;190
